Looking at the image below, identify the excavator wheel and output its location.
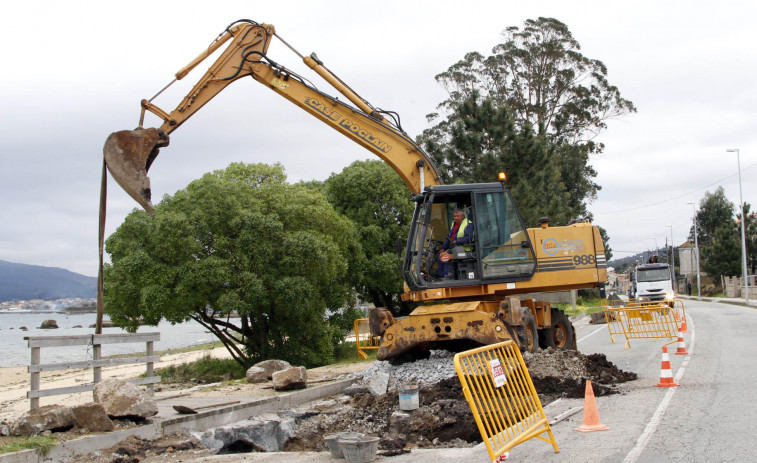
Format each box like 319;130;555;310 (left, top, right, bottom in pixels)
549;309;576;351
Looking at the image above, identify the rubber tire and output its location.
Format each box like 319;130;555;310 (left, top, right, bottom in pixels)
521;312;538;353
550;309;576;351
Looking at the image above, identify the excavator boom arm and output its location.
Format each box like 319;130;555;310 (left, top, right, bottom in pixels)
104;19;440;213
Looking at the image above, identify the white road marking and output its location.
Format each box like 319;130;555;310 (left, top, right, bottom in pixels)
623;315;696;463
577;325;606;344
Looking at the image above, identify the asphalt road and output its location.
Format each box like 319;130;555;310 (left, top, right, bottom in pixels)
501;298;757;462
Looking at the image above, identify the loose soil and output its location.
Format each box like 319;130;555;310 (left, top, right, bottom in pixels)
284;348;636;453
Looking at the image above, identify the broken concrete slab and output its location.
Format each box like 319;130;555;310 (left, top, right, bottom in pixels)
273;367;307;391
12;404;75;436
94;379;158;419
195;413;296;452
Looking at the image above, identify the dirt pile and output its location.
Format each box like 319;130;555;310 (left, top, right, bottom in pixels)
285;376;480;452
285;349;635;453
526;348;637;402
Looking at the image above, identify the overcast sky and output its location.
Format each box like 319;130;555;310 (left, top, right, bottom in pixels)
1;0;755;277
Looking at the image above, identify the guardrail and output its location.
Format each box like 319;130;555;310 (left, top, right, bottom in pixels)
24;332;161;410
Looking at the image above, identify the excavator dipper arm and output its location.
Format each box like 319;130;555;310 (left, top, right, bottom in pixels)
104;19;440;214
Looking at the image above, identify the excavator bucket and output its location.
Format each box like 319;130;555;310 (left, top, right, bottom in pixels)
103;128;169;214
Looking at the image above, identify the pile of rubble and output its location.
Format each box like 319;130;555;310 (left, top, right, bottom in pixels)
213;348;637;454
10;379;159;437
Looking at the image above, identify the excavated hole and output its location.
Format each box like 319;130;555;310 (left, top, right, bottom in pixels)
281;348;637;453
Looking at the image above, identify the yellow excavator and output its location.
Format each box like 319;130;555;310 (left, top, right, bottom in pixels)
103;19;607;361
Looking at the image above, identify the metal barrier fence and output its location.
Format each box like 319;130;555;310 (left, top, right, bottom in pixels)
24;332;161;410
454;340;559;461
602;303;679;348
354;318;379;359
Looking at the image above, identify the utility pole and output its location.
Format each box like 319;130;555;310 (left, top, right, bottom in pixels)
688;202;701;297
726;148;749;305
668;225;676;291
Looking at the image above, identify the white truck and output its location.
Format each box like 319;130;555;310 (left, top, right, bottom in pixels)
630;263;674;303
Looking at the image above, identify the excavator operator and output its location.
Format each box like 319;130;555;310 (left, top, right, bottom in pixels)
437;208;474;280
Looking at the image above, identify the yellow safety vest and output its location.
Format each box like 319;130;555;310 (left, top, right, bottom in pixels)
452;218;473;251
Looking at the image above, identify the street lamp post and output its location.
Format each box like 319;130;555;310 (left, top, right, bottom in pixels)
651;236;658;261
726;148;749;305
688;202;701;297
668;225;676;290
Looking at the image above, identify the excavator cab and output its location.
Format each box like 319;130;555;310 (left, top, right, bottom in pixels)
403;183;536;290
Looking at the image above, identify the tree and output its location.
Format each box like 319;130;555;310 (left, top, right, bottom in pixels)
598;225;613;261
736;202;757;277
701;223;742;277
420;17;636;219
745;204;757;276
689;187;735;247
422;92;573;227
104;162;363;368
324;160;415;315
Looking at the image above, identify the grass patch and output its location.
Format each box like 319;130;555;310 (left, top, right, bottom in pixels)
103;341;226;361
154;355;247;384
152;339;376;384
334;341;377;364
557;297;604;317
0;436;57;455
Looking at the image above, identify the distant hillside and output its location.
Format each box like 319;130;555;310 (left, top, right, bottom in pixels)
0;260;97;302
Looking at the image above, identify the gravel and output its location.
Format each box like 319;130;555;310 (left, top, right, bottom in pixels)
349;350;457;390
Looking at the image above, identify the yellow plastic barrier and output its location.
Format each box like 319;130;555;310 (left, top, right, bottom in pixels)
354;318;380;359
603;303;679;348
671;299;687;331
454;340;559;461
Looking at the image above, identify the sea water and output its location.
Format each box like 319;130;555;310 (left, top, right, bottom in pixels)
0;313;231;367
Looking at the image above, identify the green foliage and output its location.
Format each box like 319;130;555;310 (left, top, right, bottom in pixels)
105;162;363;368
744;203;757;275
420;17;635;221
422;92;573;227
597;225;613;261
324;160;415;314
701;223;742;277
333;340;378;363
0;436;57;455
154;356;247;383
690;187;735;247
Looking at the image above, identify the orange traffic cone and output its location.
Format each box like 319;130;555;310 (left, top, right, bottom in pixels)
679;317;689;333
656;347;679;387
575;380;609;432
674;334;689;355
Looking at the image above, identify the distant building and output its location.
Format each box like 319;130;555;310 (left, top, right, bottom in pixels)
678;240;700;277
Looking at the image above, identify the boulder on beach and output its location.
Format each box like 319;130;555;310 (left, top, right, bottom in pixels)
39;319;58;329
